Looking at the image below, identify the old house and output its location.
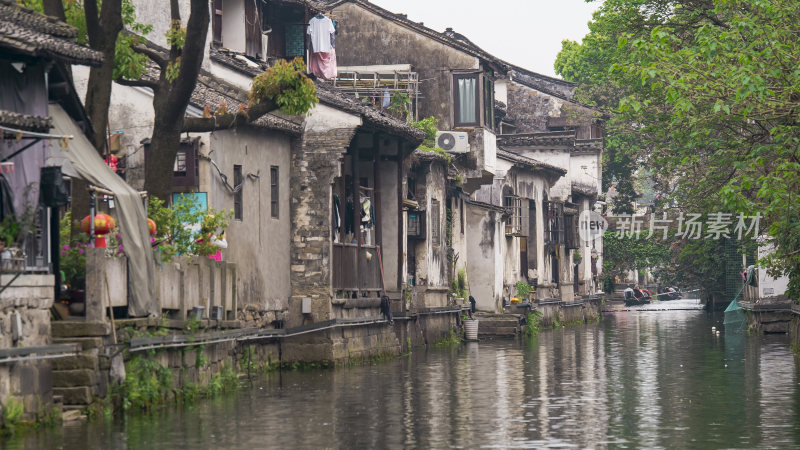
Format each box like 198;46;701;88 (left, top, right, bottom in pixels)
496;66;605;299
93;0;436;360
472;150;566;309
0;0;106;419
323;0;507;310
405;150;450;309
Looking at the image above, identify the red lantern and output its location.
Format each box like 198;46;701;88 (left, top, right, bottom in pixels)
147;218;157;236
81;213;115;248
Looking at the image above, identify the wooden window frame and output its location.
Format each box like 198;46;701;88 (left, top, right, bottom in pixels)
504;195;524;236
234;165;243;220
453;72;481;128
270;166;279;219
452;71;495;129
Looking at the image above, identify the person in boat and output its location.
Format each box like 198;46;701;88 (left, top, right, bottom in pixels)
633;285;646;300
624;284;635;302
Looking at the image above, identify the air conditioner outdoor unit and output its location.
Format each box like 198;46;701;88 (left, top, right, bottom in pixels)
435;131;470;154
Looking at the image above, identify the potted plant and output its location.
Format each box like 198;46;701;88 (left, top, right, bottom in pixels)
0;216;22;270
515;280;534;302
0;216;20;252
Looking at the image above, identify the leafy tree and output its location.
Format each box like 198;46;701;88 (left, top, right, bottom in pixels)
557;0;800;300
601;230;670;290
32;0;317;202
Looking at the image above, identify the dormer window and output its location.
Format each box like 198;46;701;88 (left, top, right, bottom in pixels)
453;71;495;129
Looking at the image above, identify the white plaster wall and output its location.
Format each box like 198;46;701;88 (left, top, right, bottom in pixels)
304;104;362;132
73;65;157;190
221;0;246;54
450;196;468;290
518;149;572;201
379;159;400;291
757;244;790;298
209;62;255;91
466;204;502;311
207;128;292;310
570;152;602;194
133;0;212;71
495;78;508;105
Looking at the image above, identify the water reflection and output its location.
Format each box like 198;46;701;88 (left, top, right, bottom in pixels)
5;310;800;449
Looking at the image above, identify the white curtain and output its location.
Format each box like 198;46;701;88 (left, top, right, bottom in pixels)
457;77;476;124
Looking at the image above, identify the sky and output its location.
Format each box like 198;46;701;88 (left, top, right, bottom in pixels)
368;0;602;77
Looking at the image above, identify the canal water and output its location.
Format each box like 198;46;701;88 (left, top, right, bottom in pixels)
6;304;800;449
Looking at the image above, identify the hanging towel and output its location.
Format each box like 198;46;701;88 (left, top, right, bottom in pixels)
309;48;337;79
333;194;341;229
382;90;391;108
345;197;355;234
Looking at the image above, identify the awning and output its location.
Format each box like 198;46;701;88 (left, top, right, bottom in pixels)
49;104;158;317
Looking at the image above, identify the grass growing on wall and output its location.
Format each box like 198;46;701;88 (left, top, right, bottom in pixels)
434;328;462;347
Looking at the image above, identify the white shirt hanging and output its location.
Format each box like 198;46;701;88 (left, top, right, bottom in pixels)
307;15;335;53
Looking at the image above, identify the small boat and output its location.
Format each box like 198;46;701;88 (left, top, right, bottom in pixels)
624;287;651;306
655;287;683;301
624;295;651;307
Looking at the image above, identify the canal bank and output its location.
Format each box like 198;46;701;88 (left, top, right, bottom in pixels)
4;308;800;449
21;306;465;419
2;293;607;429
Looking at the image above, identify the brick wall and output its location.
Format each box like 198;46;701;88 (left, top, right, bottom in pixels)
288;129;356;327
0;275;55;420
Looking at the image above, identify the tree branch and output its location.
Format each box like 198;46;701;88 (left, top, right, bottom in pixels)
115;77;161;92
163;0;210;121
132;42;168;69
42;0;66;21
181;98;278;133
84;0;100;46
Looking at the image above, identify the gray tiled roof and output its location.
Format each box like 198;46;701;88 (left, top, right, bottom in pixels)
0;109;52;132
0;0;102;66
497;131;577;148
496;148;566;176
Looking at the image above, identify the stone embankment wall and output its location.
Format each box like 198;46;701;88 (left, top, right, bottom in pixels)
790;314;800;351
536;298;601;327
0;275;55;421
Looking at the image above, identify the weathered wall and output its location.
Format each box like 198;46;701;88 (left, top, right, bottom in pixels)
506;80;593;135
535;298;601;327
449;196;469;293
466;204;503;311
73;66;155;190
517;149;572;201
221;0;246;54
790;315;800;350
207;128;292;313
289;104;360;326
511;70;577;101
0;275;55;420
332;3;480;130
376;147;400;291
411;160;448;292
132;0;212;71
